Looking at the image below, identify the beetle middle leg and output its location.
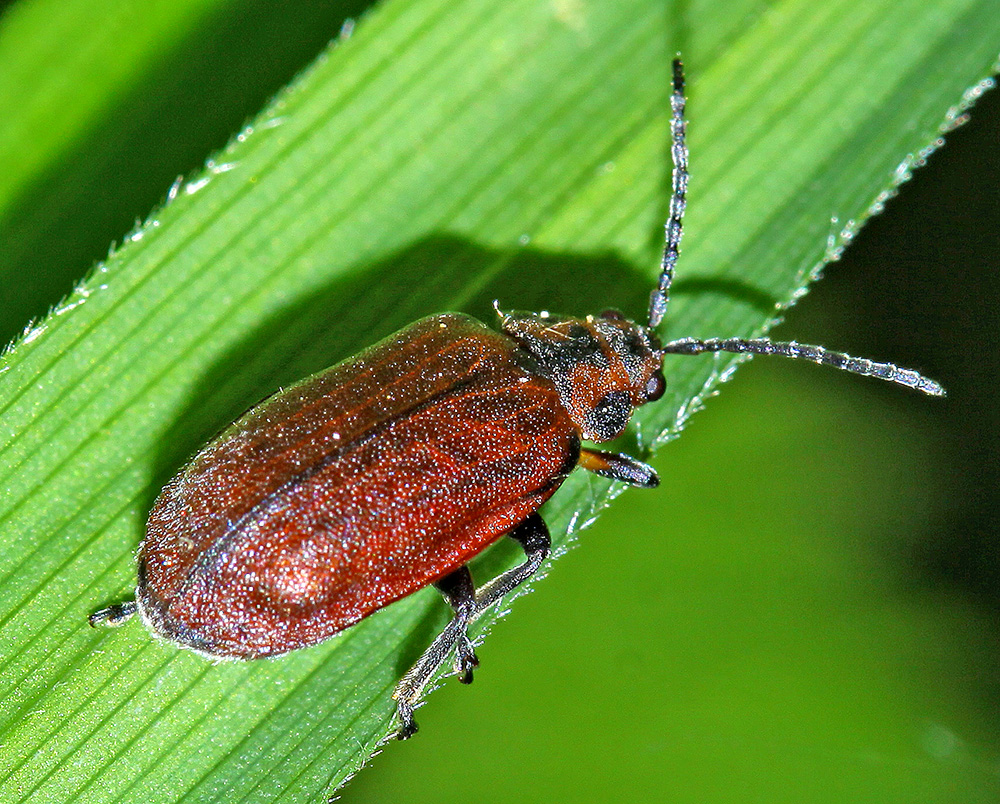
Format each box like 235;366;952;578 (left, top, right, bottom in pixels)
435;566;480;684
470;513;550;612
393;513;551;739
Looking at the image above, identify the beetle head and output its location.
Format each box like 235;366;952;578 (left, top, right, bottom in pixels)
500;308;665;442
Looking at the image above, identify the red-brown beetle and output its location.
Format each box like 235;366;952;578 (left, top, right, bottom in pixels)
90;60;944;739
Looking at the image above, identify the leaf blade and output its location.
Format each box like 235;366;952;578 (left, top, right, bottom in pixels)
0;0;996;801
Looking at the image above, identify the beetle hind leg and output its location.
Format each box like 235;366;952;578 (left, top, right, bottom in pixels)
392;513;551;739
89;600;138;627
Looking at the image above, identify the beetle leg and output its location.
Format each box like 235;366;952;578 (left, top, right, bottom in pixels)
578;448;659;488
89;600;138;627
434;566;480;684
393;609;468;739
471;512;550;613
393;513;551;740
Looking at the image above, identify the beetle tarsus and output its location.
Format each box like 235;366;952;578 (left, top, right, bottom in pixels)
396;703;419;740
89;600;138;627
459;650;479;685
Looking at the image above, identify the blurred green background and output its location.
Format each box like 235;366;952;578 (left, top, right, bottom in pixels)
1;0;997;801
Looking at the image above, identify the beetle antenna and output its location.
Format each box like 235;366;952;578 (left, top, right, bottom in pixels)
648;57;689;330
661;336;945;396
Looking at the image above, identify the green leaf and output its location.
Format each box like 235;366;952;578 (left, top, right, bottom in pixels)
0;0;371;347
0;1;996;803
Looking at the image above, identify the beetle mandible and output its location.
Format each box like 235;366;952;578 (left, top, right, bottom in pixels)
90;60;944;739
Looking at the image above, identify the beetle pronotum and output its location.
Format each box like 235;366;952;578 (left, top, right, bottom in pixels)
91;59;943;739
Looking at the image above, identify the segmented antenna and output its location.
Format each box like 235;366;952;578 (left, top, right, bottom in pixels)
648;58;688;329
647;59;943;398
662;337;945;396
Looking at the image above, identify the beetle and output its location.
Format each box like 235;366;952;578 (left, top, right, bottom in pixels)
90;60;943;739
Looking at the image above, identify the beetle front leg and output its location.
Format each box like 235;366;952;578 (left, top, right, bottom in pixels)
578;448;659;488
392;513;551;740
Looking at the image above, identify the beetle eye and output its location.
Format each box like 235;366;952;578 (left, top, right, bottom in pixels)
599;309;625;321
644;371;665;402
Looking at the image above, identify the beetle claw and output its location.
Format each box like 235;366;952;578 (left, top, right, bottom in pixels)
456;639;479;684
459;655;478;685
453;630;478;682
